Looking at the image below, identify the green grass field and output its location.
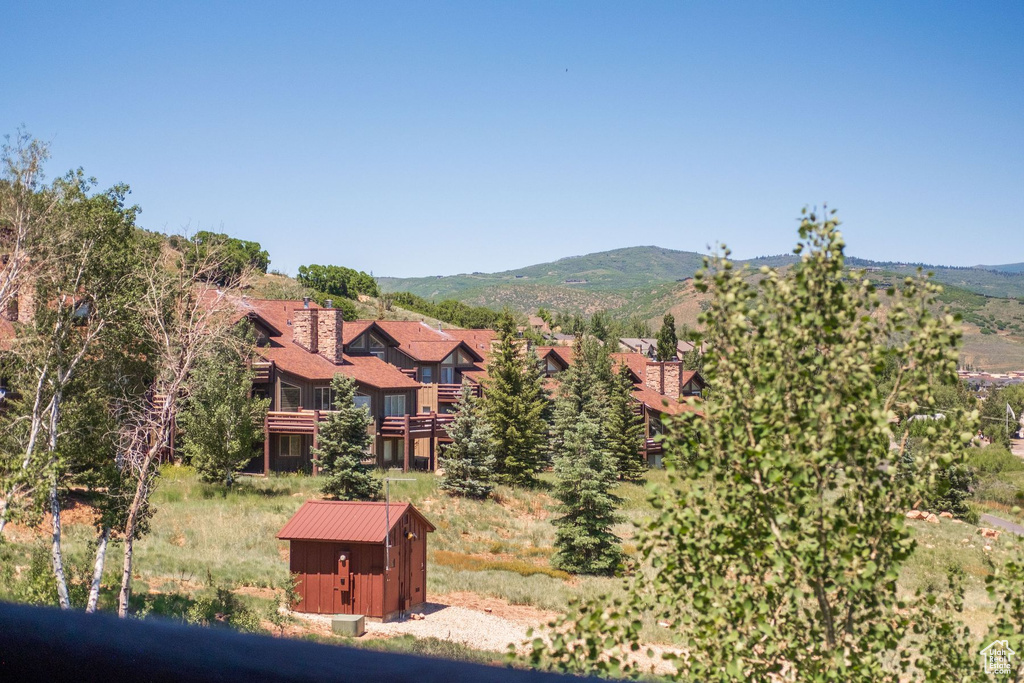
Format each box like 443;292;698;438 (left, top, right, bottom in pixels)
1;459;1021;660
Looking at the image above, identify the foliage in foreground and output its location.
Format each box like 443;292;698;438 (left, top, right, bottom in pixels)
529;210;988;681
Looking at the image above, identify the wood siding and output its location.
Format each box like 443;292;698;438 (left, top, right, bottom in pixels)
287;520;428;619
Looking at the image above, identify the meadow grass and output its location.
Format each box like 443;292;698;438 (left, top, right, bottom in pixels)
1;460;1015;648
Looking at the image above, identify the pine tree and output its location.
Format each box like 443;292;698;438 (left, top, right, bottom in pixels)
440;380;495;499
484;313;549;487
605;363;646;482
551;412;623;575
179;329;270;487
550;334;623;574
655;313;678;361
314;374;382;501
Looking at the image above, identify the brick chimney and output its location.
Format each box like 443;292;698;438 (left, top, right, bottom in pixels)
317;304;344;364
292;308;318;353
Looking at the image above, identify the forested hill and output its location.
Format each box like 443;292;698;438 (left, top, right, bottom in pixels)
379;245;1024;302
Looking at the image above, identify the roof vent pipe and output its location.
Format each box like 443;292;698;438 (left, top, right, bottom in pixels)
302;296;310;309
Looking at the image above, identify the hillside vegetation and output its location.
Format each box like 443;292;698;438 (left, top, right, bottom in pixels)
379;246;1024;371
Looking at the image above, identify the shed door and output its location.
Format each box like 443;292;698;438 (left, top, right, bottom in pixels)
336;548;352;614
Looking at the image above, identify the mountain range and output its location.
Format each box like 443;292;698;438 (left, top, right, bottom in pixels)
377;246;1024;372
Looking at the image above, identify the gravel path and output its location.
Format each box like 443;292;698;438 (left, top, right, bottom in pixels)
289;602;535;654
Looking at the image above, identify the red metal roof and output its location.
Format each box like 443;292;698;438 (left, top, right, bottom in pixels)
277;500;436;543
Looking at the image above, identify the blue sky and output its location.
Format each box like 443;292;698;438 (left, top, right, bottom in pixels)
3;2;1022;276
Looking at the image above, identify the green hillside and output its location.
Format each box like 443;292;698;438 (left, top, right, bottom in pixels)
380;246;1024;313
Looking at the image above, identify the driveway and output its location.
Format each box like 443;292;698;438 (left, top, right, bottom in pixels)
980;513;1024;537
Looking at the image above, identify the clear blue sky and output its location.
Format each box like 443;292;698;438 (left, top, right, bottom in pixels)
3;2;1022;276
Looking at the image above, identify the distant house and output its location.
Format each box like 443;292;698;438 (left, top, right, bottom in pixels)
538;343;706;466
236;298;496;473
278;500;435;620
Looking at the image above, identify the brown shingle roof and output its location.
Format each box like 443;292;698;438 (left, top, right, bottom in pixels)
245;299;420;390
277;500;435;543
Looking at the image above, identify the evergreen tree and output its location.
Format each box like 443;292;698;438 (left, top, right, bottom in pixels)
179;326;270;487
605;364;646;482
314;374;382;500
551;412;623;575
440;380;495;499
550;334;623;574
655;313;678;361
484;313;549;487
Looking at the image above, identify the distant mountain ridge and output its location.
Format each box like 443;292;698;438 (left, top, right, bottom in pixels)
380;246;1024;302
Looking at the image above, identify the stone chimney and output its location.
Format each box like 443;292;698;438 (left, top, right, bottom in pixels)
292;307;318;353
317;304;344;364
645;360;682;397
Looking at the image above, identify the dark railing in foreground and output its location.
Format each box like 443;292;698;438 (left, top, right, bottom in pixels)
0;602;583;683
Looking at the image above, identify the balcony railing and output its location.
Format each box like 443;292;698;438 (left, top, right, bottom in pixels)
265;410;328;435
644;437;663;455
252;360;273;383
437;383;482;404
380;413;455;439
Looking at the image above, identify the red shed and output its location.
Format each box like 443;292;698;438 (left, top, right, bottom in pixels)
277;500;435;620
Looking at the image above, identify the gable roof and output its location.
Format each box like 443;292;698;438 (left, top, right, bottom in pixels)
277;500;436;543
242;299;420;390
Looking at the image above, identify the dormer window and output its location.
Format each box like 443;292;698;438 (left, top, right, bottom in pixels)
369;335;385;360
351;335;367;350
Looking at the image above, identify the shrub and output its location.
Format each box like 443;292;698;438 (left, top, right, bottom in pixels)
967;446;1024;475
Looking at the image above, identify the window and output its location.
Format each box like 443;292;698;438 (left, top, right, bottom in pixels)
280;435;302;457
546;358;560;375
313;386;336;411
354;394;371;412
384;394;406;417
351;334;366;350
383;439;394;463
440;367;455;384
419;366;432;384
279;382;301;412
369;335;385;360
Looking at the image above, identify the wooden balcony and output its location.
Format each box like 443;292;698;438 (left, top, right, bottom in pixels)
380;413;455;439
252;360;273;384
644;437;663;456
265;410;328;435
437;383;482;404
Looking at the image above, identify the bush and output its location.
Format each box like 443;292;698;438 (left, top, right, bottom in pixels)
183;585;264;633
967;446;1024;475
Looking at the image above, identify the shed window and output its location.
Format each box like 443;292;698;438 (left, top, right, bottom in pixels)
280;435;302;457
384;394;405;417
280;382;301;412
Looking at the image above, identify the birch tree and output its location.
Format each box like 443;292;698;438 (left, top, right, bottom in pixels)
115;241;244;617
0;164;141;609
531;209;980;681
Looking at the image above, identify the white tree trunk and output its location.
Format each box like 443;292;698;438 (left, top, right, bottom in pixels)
0;497;8;536
49;479;70;609
47;389;70;609
86;526;110;613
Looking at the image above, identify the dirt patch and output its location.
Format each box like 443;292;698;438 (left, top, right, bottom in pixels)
2;496;99;542
234;585;279;600
434;591;558;627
